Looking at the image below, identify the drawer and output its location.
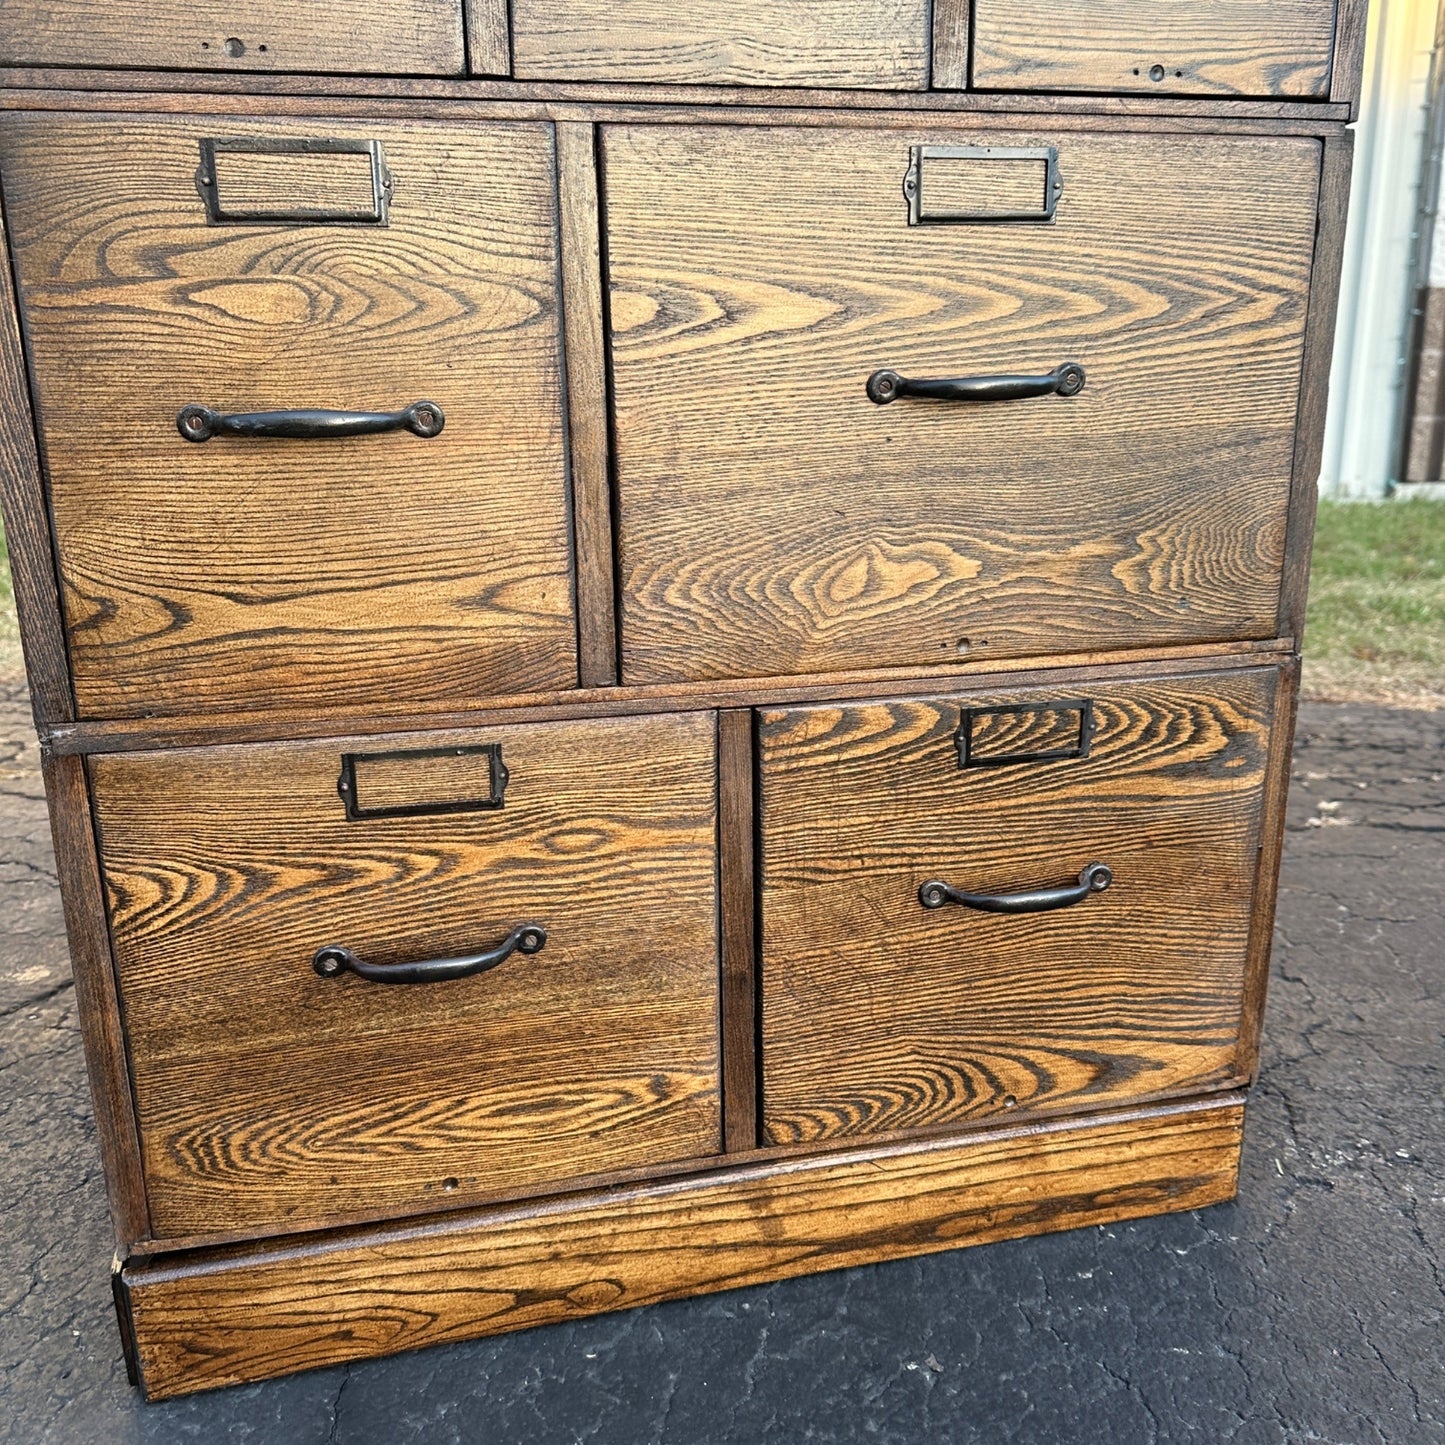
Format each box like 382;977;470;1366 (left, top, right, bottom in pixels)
0;0;464;76
90;711;721;1238
0;114;574;719
757;667;1279;1145
970;0;1335;99
602;126;1320;684
510;0;929;89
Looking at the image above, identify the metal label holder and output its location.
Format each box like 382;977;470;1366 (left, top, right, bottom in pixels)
337;744;509;821
904;144;1061;225
955;699;1095;769
196;137;393;226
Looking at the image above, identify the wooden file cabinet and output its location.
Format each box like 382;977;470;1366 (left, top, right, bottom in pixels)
0;0;1363;1398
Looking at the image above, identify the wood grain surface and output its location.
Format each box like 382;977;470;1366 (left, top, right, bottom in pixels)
1237;657;1299;1078
0;71;1356;125
465;0;512;77
602;125;1320;685
0;0;465;76
0;112;576;719
89;711;721;1238
931;0;970;90
556;121;619;686
0;185;72;724
122;1094;1244;1398
1331;0;1371;118
511;0;928;89
43;754;151;1243
757;668;1277;1144
46;640;1295;758
971;0;1335;99
1280;133;1353;645
718;709;759;1152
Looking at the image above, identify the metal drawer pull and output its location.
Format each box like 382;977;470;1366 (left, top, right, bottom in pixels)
312;924;546;985
866;362;1084;405
177;400;445;443
918;862;1112;914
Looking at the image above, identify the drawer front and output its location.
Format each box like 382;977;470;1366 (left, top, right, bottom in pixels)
603;126;1320;684
0;114;575;719
0;0;464;76
757;668;1278;1145
971;0;1335;99
511;0;928;88
91;712;720;1238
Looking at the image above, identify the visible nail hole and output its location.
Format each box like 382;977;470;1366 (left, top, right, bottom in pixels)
1175;70;1183;77
1132;67;1139;76
1149;63;1165;82
200;41;210;49
956;638;971;656
442;1177;458;1192
259;43;268;52
224;36;245;57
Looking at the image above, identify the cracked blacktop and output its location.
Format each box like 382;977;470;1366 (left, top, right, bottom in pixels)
0;680;1441;1444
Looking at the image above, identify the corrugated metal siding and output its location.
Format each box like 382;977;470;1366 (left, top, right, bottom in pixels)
1320;0;1441;497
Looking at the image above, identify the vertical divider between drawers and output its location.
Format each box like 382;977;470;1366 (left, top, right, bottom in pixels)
718;709;760;1152
554;121;619;687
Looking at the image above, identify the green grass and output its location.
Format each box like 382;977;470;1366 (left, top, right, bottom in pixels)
1303;497;1445;707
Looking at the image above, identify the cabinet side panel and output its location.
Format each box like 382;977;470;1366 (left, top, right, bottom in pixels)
1279;132;1353;645
0;180;70;724
42;753;149;1243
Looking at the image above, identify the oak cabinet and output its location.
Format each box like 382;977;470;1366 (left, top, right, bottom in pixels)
0;0;1362;1400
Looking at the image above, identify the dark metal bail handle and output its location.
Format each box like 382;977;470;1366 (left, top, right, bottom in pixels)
312;923;546;985
177;399;445;442
866;362;1085;405
918;862;1112;915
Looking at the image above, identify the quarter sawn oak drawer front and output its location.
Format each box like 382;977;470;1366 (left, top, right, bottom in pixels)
509;0;928;89
0;113;575;719
89;712;721;1239
757;668;1279;1145
0;0;465;76
603;127;1319;685
969;0;1336;99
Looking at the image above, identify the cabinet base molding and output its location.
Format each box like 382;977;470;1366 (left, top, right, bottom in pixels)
119;1093;1244;1399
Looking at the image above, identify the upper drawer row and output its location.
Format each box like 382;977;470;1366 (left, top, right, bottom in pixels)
1;115;1321;720
0;0;1342;100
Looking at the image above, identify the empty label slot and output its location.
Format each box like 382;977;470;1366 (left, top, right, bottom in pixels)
956;700;1094;768
199;138;391;224
907;145;1060;224
338;744;509;820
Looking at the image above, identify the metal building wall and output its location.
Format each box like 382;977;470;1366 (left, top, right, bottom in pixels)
1320;0;1441;497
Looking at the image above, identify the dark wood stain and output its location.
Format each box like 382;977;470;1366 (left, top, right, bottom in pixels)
603;125;1319;684
90;710;722;1237
43;753;152;1241
757;668;1277;1144
0;4;1367;1398
121;1095;1244;1398
0;0;466;76
971;0;1335;100
0;184;72;724
0;112;577;719
510;0;930;90
718;708;759;1152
